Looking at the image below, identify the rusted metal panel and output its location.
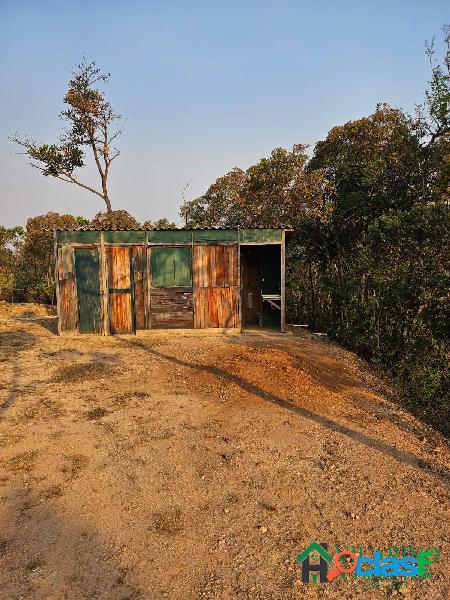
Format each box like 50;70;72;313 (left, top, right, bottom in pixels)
56;231;101;244
131;246;147;329
147;230;192;244
193;245;237;288
57;245;78;333
103;230;146;244
239;229;282;243
150;287;193;328
193;229;238;243
193;245;239;328
107;246;134;334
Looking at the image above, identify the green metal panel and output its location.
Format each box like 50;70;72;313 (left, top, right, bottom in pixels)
56;230;101;244
147;230;192;244
239;229;282;243
151;247;192;287
193;229;238;243
103;230;145;243
74;248;102;333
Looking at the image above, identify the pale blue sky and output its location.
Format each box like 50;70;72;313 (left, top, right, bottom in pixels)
0;0;448;227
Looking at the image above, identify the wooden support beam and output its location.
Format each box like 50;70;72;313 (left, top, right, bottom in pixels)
191;231;197;329
99;232;110;335
143;241;150;329
281;230;286;333
237;227;242;332
54;231;62;336
146;242;152;329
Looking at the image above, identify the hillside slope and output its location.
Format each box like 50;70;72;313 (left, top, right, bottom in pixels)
0;303;449;599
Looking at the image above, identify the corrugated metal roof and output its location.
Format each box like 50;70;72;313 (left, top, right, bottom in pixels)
51;226;287;231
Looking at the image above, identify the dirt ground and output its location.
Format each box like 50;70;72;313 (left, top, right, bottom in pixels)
0;301;449;600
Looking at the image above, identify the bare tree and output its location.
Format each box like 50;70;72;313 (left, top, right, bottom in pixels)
10;59;122;214
174;179;192;226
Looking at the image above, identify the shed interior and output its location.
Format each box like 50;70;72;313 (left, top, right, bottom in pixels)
240;245;281;328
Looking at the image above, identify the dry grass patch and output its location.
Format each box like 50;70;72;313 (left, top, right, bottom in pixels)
61;454;90;480
151;507;184;535
8;450;39;474
53;361;118;383
41;484;63;500
85;407;109;420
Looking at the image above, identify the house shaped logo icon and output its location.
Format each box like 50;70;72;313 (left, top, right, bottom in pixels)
296;542;333;584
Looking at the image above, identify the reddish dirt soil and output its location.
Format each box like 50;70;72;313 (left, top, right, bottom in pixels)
0;301;449;599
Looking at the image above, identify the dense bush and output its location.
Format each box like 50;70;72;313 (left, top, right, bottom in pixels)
286;204;450;435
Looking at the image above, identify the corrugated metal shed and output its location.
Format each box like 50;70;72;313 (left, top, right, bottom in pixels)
54;228;286;335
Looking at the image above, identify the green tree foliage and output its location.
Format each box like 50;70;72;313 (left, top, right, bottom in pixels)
143;218;178;229
415;24;450;145
0;226;24;300
181;146;333;228
91;210;141;229
15;212;85;303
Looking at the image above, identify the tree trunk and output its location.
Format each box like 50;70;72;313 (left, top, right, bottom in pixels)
102;173;112;214
103;194;112;214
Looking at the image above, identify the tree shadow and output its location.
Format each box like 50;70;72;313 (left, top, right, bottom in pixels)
120;338;450;489
11;311;58;334
236;329;449;442
0;329;36;417
349;392;433;439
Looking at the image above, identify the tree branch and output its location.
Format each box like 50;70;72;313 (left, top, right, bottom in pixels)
30;163;105;199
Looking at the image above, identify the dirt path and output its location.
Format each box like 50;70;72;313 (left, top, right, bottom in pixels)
0;302;449;599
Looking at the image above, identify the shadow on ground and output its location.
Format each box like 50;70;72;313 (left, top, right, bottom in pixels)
119;337;450;489
11;311;58;334
0;329;36;417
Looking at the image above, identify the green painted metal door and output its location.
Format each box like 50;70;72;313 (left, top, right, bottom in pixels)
150;246;192;287
74;248;102;333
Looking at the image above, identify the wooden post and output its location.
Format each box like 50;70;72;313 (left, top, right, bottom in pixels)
143;233;149;329
191;230;196;328
129;249;137;334
99;232;110;335
146;233;152;329
54;231;62;336
237;227;242;332
280;229;286;333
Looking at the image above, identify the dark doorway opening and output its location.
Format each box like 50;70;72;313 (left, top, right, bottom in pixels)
240;245;281;328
